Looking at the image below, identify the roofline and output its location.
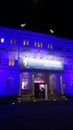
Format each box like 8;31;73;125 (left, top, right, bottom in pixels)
0;25;73;44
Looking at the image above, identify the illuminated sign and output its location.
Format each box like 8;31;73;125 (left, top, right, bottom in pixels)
20;58;63;70
19;49;64;70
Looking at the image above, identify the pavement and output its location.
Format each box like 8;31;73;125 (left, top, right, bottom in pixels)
0;99;73;130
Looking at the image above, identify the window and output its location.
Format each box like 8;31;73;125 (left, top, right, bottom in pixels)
0;38;4;43
48;44;53;49
34;42;37;47
23;40;29;45
10;39;16;44
38;43;40;47
66;48;71;52
14;40;16;44
9;56;15;66
38;43;43;47
34;42;43;48
10;39;13;44
58;47;62;51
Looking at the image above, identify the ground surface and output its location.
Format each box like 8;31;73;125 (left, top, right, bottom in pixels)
0;100;73;130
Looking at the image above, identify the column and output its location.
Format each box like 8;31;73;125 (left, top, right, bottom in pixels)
49;74;53;95
60;74;64;95
45;84;48;100
32;73;34;95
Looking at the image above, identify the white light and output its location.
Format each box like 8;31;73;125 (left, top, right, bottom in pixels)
12;102;15;105
34;100;36;102
21;81;28;89
23;41;26;45
22;57;63;70
22;58;27;67
54;99;56;101
49;29;54;34
1;38;4;43
21;23;26;27
22;81;25;89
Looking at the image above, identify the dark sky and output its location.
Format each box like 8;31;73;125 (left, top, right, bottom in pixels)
0;0;73;40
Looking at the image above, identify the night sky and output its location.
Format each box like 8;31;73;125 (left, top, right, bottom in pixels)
0;0;73;40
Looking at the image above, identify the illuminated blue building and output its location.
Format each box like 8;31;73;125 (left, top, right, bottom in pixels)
0;26;73;101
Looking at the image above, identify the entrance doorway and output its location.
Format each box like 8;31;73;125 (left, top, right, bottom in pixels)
34;73;47;99
34;83;45;99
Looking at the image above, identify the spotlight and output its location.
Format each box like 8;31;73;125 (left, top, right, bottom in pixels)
21;23;26;27
12;102;15;105
49;29;54;34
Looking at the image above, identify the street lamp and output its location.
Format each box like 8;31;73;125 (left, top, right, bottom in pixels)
49;29;54;34
21;23;26;28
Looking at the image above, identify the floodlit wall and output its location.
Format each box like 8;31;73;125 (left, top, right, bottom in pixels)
0;68;20;96
62;70;73;96
0;26;73;97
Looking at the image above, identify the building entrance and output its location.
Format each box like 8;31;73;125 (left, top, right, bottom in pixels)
34;73;48;100
19;72;62;100
34;83;45;99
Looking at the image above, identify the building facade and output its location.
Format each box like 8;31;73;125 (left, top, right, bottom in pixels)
0;26;73;101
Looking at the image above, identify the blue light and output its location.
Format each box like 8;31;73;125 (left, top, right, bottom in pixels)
0;26;73;98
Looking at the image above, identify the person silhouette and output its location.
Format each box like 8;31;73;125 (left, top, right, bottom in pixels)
39;86;45;99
